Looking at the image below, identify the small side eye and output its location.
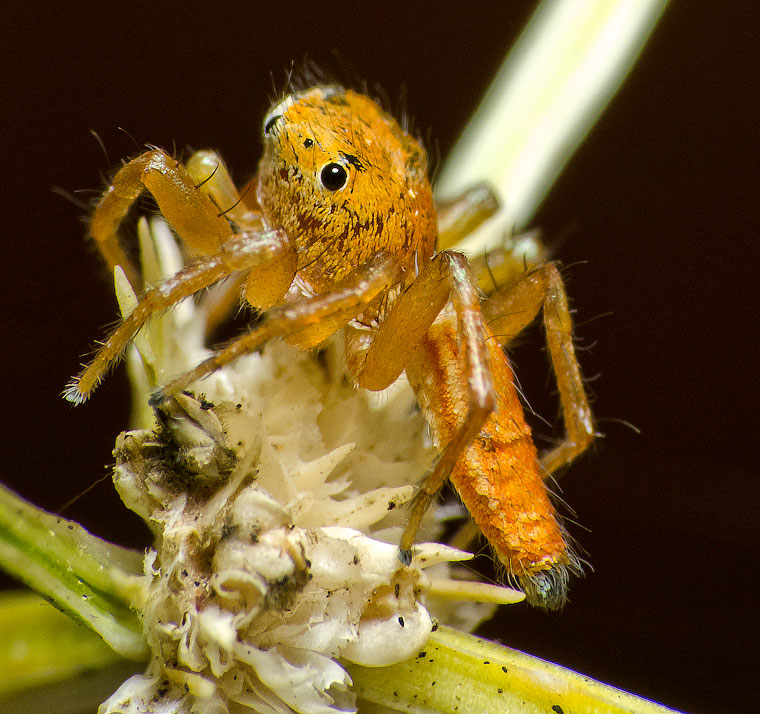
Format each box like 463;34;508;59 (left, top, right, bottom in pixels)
264;114;282;135
320;163;348;191
303;138;314;148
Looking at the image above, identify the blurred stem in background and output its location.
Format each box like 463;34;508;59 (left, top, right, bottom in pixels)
0;0;670;712
436;0;668;253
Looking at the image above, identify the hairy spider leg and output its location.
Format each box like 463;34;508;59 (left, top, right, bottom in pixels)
169;149;268;333
90;149;234;287
439;199;594;477
149;251;406;405
184;149;262;227
483;262;595;475
64;228;294;403
345;251;468;391
436;183;501;250
347;251;498;563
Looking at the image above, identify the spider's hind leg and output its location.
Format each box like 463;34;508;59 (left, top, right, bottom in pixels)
483;261;596;476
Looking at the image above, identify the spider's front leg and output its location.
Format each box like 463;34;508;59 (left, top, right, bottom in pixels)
89;148;250;286
483;262;595;475
148;252;406;406
344;251;497;564
64;227;295;403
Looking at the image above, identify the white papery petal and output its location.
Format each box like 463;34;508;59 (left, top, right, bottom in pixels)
342;602;432;667
234;645;352;714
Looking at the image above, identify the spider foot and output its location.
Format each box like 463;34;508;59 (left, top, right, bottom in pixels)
62;378;89;405
398;548;413;566
148;390;167;408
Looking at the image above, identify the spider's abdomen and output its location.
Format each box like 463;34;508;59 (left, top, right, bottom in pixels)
405;308;579;610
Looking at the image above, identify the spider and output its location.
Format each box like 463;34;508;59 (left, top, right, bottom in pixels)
64;85;594;609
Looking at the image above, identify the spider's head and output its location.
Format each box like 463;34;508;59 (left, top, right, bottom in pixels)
257;86;436;287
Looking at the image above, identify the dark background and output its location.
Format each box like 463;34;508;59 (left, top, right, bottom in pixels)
2;3;757;713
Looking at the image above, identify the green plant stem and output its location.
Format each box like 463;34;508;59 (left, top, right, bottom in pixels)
0;485;147;660
348;626;681;714
0;591;140;700
437;0;669;252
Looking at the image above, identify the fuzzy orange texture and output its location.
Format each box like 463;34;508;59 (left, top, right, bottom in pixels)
407;310;569;579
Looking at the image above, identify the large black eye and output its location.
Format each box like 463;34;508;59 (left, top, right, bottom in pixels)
320;163;348;191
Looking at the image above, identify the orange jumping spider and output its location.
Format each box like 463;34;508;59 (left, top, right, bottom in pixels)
65;85;594;609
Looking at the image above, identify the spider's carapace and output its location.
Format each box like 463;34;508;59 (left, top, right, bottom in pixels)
65;85;594;609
